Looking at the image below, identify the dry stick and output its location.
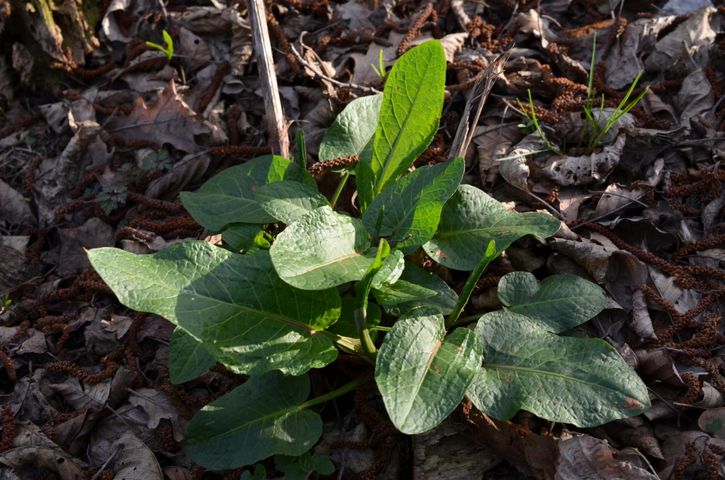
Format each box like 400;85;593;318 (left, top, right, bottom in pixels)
247;0;290;158
449;52;509;160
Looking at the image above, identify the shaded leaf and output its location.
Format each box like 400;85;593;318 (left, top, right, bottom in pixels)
181;155;314;231
362;158;464;250
88;242;340;376
270;206;375;290
319;95;382;162
424;185;560;271
185;372;321;470
497;272;607;333
467;311;650;427
168;328;216;384
373;263;458;315
375;310;483;434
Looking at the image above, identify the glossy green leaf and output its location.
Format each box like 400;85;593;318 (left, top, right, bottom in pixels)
270;206;375;290
371;249;405;289
181;155;314;231
373;263;458;315
467;311;650;427
375;310;483;434
169;328;216;384
88;242;340;376
367;40;447;196
424;185;561;271
362;158;464;250
254;181;328;224
498;272;607;333
185;372;321;470
319;95;382;162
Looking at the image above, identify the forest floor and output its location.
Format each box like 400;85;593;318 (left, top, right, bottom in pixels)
0;0;724;479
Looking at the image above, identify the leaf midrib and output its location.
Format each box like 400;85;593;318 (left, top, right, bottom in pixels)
375;51;437;193
484;362;622;393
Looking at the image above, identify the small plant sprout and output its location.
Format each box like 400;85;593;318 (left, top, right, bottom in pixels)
88;41;650;472
145;29;174;61
371;49;387;80
581;32;648;153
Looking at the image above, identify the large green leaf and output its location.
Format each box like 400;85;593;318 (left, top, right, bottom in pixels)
185;372;321;470
467;311;650;427
375;310;483;434
270;206;375;290
498;272;607;333
373;262;458;315
254;181;328;224
180;155;314;231
424;185;561;271
366;40;447;197
362;158;464;250
88;242;340;376
319;95;382;162
169;328;216;384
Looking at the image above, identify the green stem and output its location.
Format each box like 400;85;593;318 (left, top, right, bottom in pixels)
354;238;390;357
330;172;350;209
297;373;373;410
446;240;497;329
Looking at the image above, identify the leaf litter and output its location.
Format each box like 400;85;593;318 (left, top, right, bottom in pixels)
0;0;724;478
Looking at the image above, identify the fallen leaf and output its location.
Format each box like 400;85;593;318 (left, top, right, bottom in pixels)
0;423;87;480
644;7;720;73
109;432;163;480
58;218;115;277
556;434;658;479
105;81;209;153
0;179;35;227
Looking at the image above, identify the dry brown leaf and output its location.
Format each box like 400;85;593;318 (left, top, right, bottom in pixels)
0;423;87;480
551;238;647;310
128;388;180;430
677;68;715;126
57;218;115;277
0;179;35;227
541;135;626;186
644;7;719;73
556;434;658;479
106;81;209;153
145;152;211;200
109;432;163;480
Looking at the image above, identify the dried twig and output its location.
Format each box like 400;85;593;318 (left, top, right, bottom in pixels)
247;0;290;158
449;52;509;160
289;43;380;95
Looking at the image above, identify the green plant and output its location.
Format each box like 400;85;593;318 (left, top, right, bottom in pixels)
580;34;648;153
87;41;650;471
510;34;648;158
145;29;174;61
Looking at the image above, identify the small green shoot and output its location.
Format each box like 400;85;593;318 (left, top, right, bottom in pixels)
581;32;648;153
145;29;174;61
371;49;387;80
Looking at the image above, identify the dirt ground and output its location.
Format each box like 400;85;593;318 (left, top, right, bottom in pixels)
0;0;724;479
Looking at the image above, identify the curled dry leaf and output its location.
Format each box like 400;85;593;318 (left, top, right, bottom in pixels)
541;134;626;186
644;7;720;73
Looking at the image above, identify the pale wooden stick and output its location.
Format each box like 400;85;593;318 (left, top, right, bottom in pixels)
247;0;290;158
